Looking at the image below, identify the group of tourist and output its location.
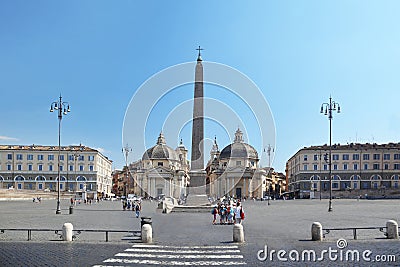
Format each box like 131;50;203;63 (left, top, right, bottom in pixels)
122;199;142;218
211;199;245;225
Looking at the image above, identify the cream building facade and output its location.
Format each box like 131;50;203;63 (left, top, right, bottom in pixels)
206;128;285;199
286;143;400;198
129;133;190;199
0;145;113;199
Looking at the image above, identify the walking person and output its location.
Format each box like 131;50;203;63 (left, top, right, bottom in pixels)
134;201;141;218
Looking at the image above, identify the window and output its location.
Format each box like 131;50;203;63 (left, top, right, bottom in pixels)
353;164;358;170
38;164;43;171
79;165;84;171
373;164;380;170
353;154;360;160
314;154;318;161
342;154;349;160
7;164;12;171
303;155;308;161
69;165;73;171
353;182;357;189
79;155;84;161
251;161;255;166
16;154;23;160
363;154;370;160
158;162;163;166
28;164;32;171
394;154;400;160
303;165;307;171
79;184;83;190
48;155;54;161
332;154;339;161
60;184;63;190
364;163;368;170
332;183;339;189
17;164;22;171
88;155;95;161
38;155;44;161
394;164;400;170
384;164;389;170
333;164;338;170
384;154;390;160
373;154;380;160
59;155;64;161
68;155;74;161
313;164;318;171
49;165;53;171
89;165;94;171
343;164;348;170
27;154;33;160
323;164;328;171
59;165;63;171
38;184;43;190
7;153;13;160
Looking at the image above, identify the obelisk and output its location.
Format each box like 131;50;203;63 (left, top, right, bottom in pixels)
189;46;207;196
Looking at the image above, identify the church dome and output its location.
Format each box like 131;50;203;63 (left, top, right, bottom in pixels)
142;133;179;161
219;128;258;160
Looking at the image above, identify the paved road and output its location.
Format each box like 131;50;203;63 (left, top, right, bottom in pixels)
0;199;399;266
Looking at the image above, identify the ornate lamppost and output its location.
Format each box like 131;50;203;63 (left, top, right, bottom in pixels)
73;145;83;193
122;144;132;197
320;96;340;212
264;144;274;205
50;95;70;214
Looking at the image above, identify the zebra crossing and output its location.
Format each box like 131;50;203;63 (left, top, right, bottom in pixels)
93;244;246;266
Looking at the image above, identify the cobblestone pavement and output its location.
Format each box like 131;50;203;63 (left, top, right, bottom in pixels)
0;198;400;266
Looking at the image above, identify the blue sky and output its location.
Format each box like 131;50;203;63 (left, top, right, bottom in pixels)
1;1;400;172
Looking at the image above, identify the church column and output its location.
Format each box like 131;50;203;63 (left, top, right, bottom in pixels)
243;178;246;198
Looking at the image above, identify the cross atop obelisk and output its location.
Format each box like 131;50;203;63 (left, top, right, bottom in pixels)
196;46;204;61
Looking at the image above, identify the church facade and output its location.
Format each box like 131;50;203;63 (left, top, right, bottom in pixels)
206;128;268;199
129;133;190;199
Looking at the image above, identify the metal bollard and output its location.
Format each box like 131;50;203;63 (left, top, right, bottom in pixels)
386;220;399;239
233;224;244;243
62;223;73;241
311;222;323;241
142;224;152;243
69;206;74;215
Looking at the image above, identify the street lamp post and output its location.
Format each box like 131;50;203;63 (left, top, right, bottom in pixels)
320;96;340;212
73;145;83;193
122;144;132;197
264;144;274;205
50;95;70;214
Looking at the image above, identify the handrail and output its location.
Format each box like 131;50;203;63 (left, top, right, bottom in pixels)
322;226;388;240
0;228;141;242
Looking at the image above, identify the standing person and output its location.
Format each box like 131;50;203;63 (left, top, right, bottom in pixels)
219;204;226;225
234;202;244;224
211;205;218;225
134;201;141;218
227;205;234;224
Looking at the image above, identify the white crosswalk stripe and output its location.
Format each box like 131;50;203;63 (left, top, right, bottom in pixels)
93;244;246;266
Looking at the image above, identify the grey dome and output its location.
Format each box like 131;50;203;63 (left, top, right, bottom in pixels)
220;142;258;159
219;128;258;159
142;133;179;161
